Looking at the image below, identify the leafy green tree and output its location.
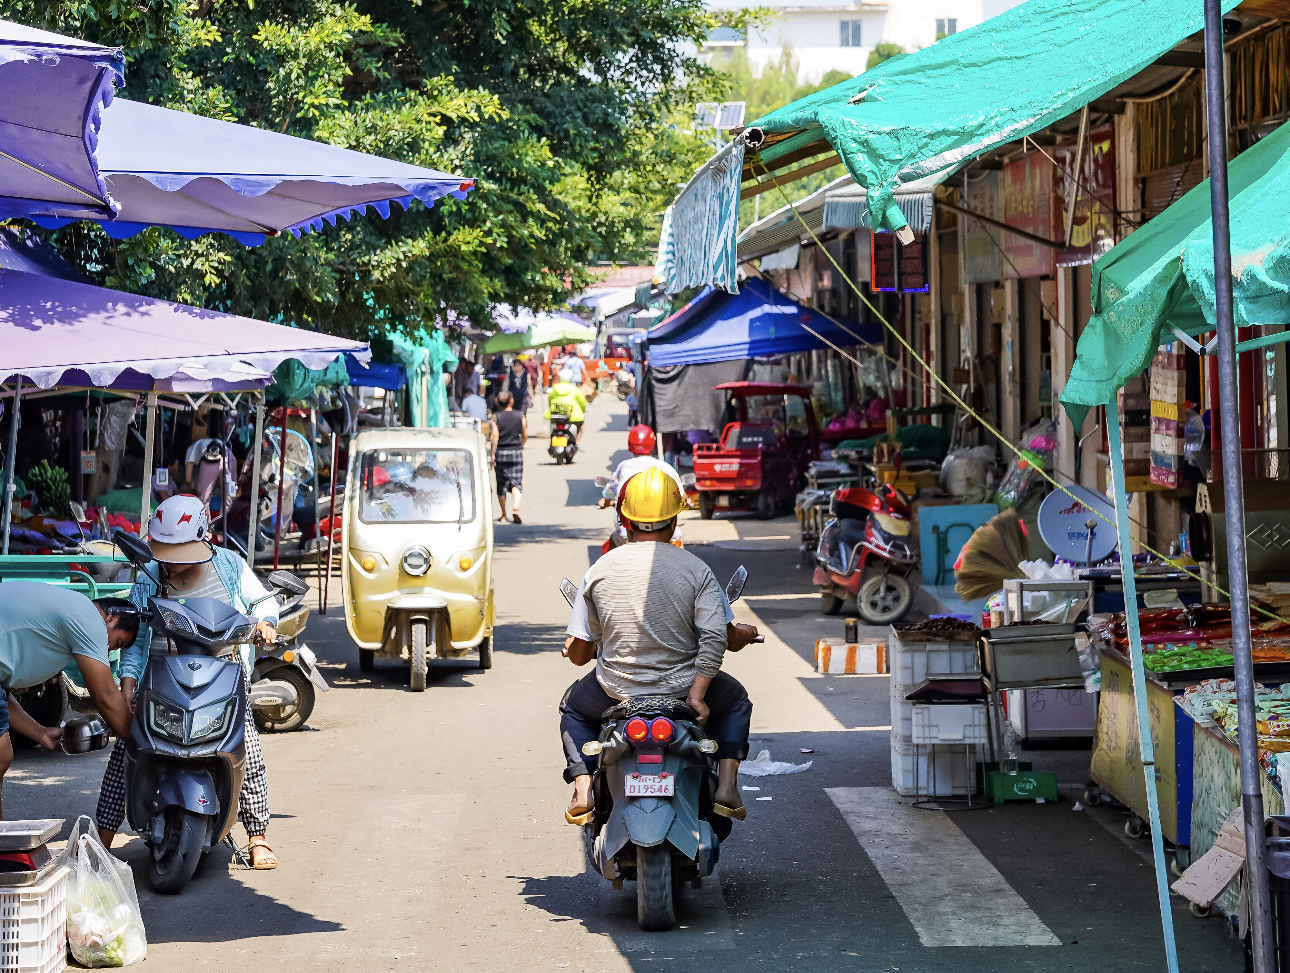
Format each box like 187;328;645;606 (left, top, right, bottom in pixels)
1;0;725;341
866;41;906;71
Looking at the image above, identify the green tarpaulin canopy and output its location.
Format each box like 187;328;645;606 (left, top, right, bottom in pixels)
481;316;595;353
1061;119;1290;429
750;0;1238;235
660;0;1239;294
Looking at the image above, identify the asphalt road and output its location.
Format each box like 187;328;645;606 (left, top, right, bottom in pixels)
10;395;1243;971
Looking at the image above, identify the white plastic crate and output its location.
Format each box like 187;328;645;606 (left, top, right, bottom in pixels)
890;636;980;692
911;703;988;745
0;865;67;973
890;738;977;797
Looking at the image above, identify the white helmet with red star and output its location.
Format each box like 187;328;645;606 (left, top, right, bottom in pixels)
147;495;213;564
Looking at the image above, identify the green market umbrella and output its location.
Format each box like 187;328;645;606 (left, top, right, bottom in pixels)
481;313;595;353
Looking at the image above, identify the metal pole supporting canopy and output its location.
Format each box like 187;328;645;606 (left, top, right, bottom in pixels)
1203;0;1274;964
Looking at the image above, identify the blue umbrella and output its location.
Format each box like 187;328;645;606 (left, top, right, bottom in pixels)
0;20;124;219
12;97;474;245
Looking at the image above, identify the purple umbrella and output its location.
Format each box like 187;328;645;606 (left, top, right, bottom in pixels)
0;20;124;220
13;97;474;245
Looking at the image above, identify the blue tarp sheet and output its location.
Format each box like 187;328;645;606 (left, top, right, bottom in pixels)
346;355;406;391
645;277;881;367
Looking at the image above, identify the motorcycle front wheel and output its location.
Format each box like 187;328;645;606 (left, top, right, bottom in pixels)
254;666;315;732
149;809;208;894
636;844;676;931
857;574;912;625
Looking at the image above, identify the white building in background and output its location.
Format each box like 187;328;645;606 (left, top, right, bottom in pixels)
705;0;1024;83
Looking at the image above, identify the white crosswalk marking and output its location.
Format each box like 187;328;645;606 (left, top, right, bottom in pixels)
827;786;1061;947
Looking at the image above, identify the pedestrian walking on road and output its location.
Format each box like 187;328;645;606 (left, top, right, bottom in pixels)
507;359;531;413
491;391;527;524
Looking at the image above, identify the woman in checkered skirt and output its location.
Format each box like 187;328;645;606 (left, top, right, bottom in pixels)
489;391;528;524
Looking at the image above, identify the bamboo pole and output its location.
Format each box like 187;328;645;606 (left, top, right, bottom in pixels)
245;396;265;569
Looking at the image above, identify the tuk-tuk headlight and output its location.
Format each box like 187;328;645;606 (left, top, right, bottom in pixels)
401;546;431;576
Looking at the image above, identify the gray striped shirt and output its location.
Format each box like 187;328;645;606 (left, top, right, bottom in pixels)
573;541;728;699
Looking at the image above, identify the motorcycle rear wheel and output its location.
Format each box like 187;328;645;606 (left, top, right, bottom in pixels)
254;667;315;732
149;810;208;894
636;844;676;931
410;620;428;692
857;574;912;625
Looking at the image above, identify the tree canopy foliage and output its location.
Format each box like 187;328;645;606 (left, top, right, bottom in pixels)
1;0;741;341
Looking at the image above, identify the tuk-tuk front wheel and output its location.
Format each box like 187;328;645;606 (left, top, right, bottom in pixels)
478;636;493;671
359;650;375;672
410;620;428;692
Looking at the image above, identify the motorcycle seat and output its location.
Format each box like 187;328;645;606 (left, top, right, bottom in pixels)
601;695;697;722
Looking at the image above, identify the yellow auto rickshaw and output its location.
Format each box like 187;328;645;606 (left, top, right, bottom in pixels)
341;426;495;689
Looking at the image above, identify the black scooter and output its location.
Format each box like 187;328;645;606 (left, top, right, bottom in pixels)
112;530;308;893
549;414;578;465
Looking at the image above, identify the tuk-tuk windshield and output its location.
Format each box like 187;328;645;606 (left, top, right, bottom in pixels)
358;449;475;524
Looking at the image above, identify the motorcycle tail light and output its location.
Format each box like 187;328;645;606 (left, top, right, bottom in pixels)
625;718;649;742
649;718;674;743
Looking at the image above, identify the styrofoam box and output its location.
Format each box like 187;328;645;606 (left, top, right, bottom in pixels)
890;738;977;797
891;638;980;692
911;703;988;745
0;864;67;973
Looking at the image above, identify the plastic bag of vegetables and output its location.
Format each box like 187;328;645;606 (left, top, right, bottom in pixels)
56;816;147;967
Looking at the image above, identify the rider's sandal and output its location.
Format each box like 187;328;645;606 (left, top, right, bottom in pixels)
711;801;747;821
248;838;278;870
564;803;595;826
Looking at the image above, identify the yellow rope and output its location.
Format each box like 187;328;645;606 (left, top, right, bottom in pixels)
749;156;1286;625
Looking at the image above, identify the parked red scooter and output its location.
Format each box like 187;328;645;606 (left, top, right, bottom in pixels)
813;484;917;622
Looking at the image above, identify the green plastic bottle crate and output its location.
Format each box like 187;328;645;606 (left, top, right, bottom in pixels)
985;770;1058;803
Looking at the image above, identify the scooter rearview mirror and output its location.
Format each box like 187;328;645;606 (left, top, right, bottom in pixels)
594;476;609;488
725;565;748;604
111;528;164;589
560;578;578;608
68;501;86;523
267;570;309;596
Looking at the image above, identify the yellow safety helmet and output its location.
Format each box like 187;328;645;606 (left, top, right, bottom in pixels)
619;466;685;530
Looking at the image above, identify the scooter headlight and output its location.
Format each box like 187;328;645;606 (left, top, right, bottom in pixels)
190;700;236;744
148;695;186;743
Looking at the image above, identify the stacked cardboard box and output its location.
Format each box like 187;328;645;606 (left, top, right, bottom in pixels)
1149;343;1185;488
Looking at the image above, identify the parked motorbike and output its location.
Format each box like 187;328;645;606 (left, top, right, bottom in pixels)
111;528;309;894
558;566;756;931
549;414;579;465
813;484;917;623
249;582;329;732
